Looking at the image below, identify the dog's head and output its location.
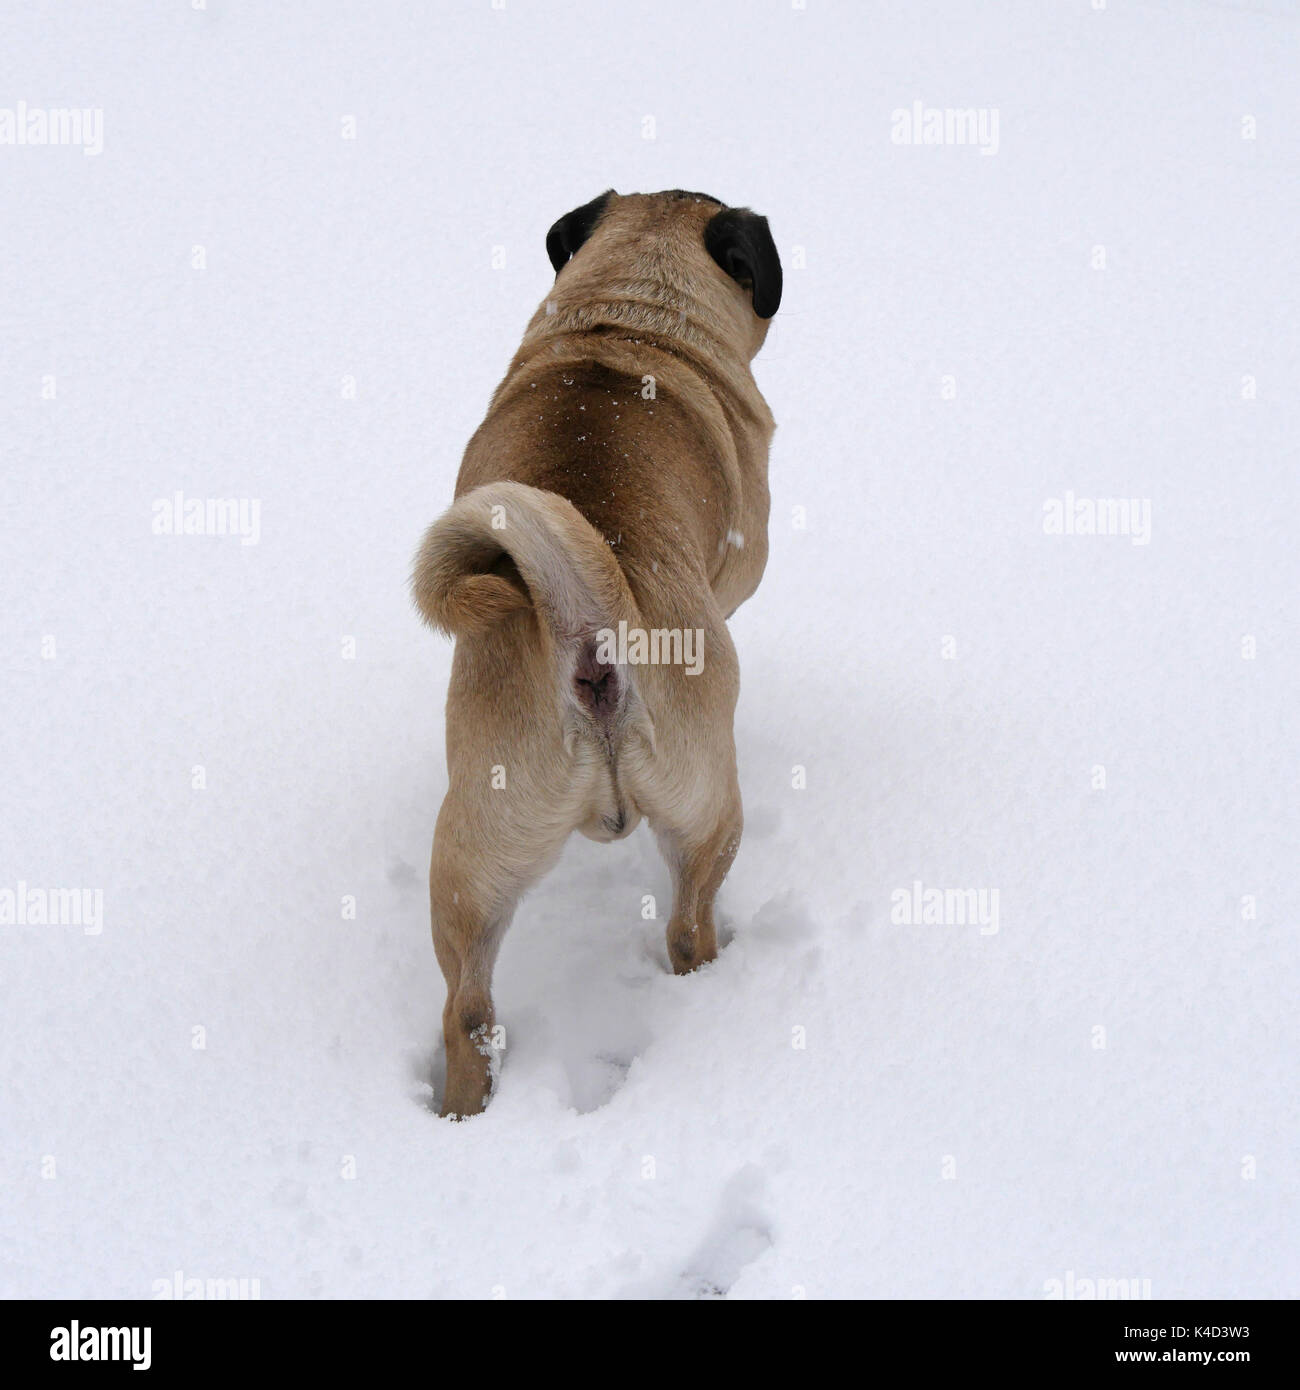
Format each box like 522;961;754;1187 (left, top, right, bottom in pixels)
542;188;782;354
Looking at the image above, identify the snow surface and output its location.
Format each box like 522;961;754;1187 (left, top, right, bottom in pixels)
2;0;1298;1300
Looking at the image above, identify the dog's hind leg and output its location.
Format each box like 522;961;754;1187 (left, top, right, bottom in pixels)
429;775;572;1118
654;777;744;976
429;818;516;1119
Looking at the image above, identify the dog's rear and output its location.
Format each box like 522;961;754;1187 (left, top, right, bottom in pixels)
415;190;780;1117
413;479;655;839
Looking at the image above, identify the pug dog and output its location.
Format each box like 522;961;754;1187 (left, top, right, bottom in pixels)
413;189;781;1116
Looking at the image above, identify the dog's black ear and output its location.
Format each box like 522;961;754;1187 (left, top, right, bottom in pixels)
546;190;615;274
704;207;782;318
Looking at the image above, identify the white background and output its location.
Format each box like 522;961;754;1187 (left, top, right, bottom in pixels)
2;0;1297;1298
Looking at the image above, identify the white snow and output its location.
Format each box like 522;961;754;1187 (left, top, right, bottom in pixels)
2;0;1297;1299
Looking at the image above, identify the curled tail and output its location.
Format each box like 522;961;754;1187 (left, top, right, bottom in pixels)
412;481;650;748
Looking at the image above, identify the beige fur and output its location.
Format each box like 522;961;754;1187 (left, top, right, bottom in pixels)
412;191;777;1117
